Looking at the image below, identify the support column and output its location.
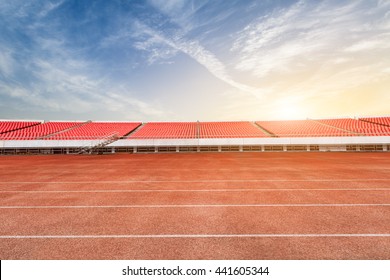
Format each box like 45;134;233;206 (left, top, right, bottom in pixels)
133;146;137;153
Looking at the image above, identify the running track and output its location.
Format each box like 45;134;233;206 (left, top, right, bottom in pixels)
0;152;389;259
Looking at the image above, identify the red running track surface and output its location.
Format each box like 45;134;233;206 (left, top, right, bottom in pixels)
0;152;389;259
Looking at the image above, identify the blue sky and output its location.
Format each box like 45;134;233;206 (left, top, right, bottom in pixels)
0;0;389;121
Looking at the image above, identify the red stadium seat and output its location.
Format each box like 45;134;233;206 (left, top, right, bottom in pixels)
130;122;197;139
51;122;141;140
0;122;81;140
199;122;267;138
318;118;390;136
255;119;352;137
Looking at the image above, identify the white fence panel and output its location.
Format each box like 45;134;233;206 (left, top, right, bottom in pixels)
3;140;102;148
2;136;390;149
199;138;243;145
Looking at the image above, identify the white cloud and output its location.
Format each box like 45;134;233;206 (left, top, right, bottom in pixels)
232;1;306;53
147;0;209;32
0;31;166;119
0;1;169;119
133;33;179;65
232;1;329;77
0;54;167;119
127;1;266;96
132;20;261;95
0;48;14;77
1;0;389;121
148;0;185;15
38;0;64;18
230;0;390;90
27;56;166;117
344;38;390;52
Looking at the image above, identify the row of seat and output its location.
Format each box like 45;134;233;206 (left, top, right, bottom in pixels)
255;120;354;137
0;121;41;134
49;122;142;140
359;117;390;128
130;122;267;138
199;122;267;138
318;118;390;136
0;122;82;140
1;118;390;140
130;122;197;139
0;121;141;140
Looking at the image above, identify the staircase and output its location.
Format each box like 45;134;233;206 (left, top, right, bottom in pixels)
77;132;119;154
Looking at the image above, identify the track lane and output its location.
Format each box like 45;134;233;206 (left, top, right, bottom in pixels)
1;169;390;182
1;180;390;192
1;189;390;206
1;206;389;236
1;236;390;259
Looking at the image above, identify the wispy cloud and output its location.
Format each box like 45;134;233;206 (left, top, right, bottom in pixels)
0;47;14;78
230;0;390;92
0;52;166;119
0;2;166;120
344;37;390;52
38;0;64;18
1;0;389;121
132;29;179;65
131;18;261;95
147;0;208;33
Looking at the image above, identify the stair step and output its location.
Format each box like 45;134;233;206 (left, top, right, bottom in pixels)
76;132;119;154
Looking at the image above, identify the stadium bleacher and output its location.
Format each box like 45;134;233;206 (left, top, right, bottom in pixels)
50;122;142;140
255;119;353;137
1;118;389;155
0;122;82;140
359;117;390;128
0;121;41;135
129;122;268;139
129;122;197;139
199;122;268;138
317;118;390;136
1;117;390;140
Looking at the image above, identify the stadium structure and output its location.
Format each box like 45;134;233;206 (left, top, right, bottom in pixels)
1;116;390;155
2;117;390;260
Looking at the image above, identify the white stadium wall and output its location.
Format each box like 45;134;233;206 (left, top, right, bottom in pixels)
109;136;390;147
1;136;389;152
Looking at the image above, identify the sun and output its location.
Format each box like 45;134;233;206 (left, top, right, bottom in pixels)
276;99;304;120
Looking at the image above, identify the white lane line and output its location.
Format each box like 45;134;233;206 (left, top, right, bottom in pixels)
1;234;390;239
0;179;389;184
1;204;390;209
0;188;389;193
